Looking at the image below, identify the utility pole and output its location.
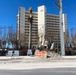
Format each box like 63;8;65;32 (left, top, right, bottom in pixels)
59;0;65;56
55;0;65;56
28;7;33;49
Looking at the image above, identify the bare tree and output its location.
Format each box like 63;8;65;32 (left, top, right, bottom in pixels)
7;26;16;49
72;34;76;47
0;28;2;48
45;29;54;49
64;31;69;47
71;28;76;47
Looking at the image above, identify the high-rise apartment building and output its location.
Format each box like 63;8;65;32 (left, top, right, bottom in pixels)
38;5;60;48
17;7;38;48
17;5;68;49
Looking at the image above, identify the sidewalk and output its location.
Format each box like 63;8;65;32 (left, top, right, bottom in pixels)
0;62;76;70
0;56;76;64
0;56;76;70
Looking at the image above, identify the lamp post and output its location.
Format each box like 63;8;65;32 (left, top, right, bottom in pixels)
28;7;33;49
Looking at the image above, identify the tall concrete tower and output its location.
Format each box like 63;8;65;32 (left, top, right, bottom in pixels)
38;5;46;46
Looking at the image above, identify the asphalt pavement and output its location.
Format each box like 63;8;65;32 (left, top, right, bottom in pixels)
0;68;76;75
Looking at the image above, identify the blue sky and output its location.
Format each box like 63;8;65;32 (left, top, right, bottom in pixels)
0;0;76;32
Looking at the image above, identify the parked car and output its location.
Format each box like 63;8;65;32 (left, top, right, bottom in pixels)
27;49;32;56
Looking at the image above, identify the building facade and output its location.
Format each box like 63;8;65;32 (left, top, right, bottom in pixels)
17;5;68;49
38;5;60;48
62;14;69;47
17;7;38;48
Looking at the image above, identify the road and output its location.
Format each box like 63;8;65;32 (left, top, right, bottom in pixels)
0;68;76;75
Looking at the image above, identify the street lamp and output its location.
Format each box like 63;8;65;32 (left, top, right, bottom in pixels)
28;7;33;49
